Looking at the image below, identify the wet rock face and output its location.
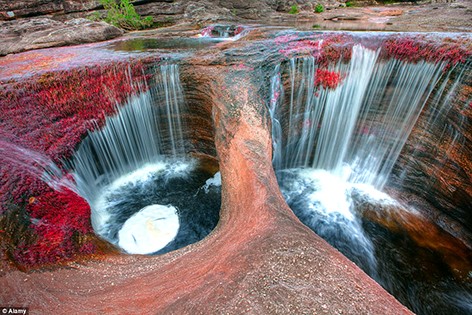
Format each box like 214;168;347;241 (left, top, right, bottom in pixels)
388;63;472;246
181;66;218;158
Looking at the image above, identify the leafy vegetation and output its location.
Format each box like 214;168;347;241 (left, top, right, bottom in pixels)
289;5;299;14
345;1;354;7
100;0;153;31
315;4;324;13
87;11;103;22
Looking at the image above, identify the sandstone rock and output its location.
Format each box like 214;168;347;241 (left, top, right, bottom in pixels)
325;14;363;20
0;0;65;20
0;0;345;22
0;17;122;56
379;9;403;16
0;0;101;20
184;1;235;23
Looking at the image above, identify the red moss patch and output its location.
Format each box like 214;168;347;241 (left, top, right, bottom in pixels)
14;188;93;266
0;59;153;268
381;35;472;71
276;33;354;67
314;68;342;90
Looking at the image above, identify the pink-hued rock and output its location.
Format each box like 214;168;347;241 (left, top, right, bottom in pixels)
0;26;470;314
0;62;412;314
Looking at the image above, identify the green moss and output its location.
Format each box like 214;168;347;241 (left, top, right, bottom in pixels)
86;11;103;22
289;5;299;14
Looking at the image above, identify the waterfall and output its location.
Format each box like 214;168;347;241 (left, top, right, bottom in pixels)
270;44;451;280
269;64;283;171
70;64;189;247
72;64;187;204
0;140;75;193
271;45;446;189
154;64;186;157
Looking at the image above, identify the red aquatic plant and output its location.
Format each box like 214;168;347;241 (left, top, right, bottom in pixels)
275;32;471;72
234;25;245;36
316;34;354;67
279;39;322;57
277;33;354;66
1;60;151;161
381;35;472;71
314;68;342;90
274;34;299;45
0;58;153;267
14;187;93;266
200;26;215;37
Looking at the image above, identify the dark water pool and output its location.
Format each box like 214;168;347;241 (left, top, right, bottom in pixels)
108;37;226;52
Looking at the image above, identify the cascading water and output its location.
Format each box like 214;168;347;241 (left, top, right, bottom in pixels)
71;64;220;255
0;140;74;193
272;45;445;188
270;44;471;314
200;24;247;40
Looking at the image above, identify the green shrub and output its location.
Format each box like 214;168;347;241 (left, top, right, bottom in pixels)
289;5;299;14
346;1;354;7
314;4;324;13
100;0;153;30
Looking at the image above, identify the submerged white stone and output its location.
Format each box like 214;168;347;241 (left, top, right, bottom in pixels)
91;162;168;232
202;171;221;193
118;204;179;254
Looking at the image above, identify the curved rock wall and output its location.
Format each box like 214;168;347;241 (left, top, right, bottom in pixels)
181;65;218;159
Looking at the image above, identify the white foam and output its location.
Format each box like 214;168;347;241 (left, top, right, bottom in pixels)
351;182;397;205
295;167;401;221
300;169;354;221
202;171;221;193
118;204;179;254
110;162;167;189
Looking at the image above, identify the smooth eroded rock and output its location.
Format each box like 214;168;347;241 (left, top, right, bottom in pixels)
0;17;123;55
